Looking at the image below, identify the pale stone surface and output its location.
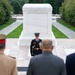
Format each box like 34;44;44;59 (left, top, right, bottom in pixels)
65;49;75;55
6;39;75;75
18;4;56;46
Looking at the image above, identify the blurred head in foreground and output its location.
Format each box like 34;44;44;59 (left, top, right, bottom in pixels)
0;34;6;51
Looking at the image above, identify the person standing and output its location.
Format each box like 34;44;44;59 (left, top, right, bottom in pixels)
0;34;18;75
27;39;66;75
66;53;75;75
30;33;42;56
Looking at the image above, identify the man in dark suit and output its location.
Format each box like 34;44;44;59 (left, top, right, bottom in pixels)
30;33;42;56
27;39;66;75
66;53;75;75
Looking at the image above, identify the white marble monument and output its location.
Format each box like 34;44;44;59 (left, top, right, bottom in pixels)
18;4;57;46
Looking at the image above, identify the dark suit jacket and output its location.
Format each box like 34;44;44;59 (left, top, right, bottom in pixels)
27;51;66;75
66;53;75;75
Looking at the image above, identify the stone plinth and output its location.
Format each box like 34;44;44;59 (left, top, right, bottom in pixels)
18;4;57;46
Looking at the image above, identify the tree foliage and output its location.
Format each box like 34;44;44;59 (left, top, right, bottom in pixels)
10;0;26;14
29;0;45;3
60;0;75;26
29;0;64;14
10;0;63;14
0;0;13;25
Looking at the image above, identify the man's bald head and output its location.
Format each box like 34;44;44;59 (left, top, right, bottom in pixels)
41;39;53;51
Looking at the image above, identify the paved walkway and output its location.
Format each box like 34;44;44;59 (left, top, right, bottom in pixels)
53;22;75;39
0;20;75;39
0;21;22;35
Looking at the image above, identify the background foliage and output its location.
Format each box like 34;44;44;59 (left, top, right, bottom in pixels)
0;0;13;25
29;0;64;14
60;0;75;26
10;0;64;14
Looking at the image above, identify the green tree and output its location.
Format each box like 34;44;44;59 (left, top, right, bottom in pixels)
47;0;64;14
10;0;21;14
10;0;26;14
60;0;75;26
0;0;13;25
29;0;45;3
29;0;64;14
0;3;6;25
10;0;63;14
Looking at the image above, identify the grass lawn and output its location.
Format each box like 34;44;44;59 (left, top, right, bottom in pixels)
52;26;68;38
7;24;68;38
0;19;16;30
7;24;23;38
57;19;75;32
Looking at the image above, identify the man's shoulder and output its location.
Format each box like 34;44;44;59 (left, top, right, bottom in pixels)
39;39;42;42
7;55;16;62
68;53;75;57
53;54;64;62
67;53;75;59
8;55;16;59
33;54;42;58
31;54;42;61
31;39;36;41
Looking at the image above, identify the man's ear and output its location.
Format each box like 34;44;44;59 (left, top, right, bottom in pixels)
51;46;54;51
